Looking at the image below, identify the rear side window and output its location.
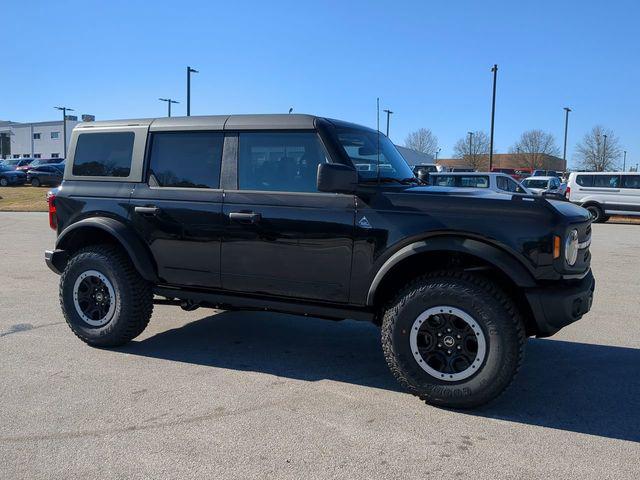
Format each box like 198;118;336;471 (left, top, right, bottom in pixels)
148;132;223;189
621;175;640;189
72;132;134;177
238;132;328;193
593;175;620;188
576;175;593;187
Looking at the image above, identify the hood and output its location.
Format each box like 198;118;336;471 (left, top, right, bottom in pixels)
546;199;591;222
403;185;511;200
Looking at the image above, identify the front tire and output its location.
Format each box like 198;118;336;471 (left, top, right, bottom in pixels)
585;204;606;223
0;177;8;187
31;178;41;187
60;245;153;347
381;271;525;409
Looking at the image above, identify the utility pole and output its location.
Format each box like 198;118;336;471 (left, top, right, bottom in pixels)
623;150;627;171
489;64;498;171
435;148;441;161
467;131;474;166
159;98;179;117
602;134;608;171
186;66;198;116
383;109;393;137
54;106;74;159
562;107;571;172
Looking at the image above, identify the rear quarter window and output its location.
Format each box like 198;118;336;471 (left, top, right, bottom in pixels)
72;132;135;177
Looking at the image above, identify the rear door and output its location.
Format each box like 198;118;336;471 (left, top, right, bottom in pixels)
220;131;355;302
129;129;225;288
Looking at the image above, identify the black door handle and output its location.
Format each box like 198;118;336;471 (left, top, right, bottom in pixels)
135;206;160;216
229;211;261;224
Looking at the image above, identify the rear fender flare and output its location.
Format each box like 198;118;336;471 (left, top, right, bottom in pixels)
56;217;158;283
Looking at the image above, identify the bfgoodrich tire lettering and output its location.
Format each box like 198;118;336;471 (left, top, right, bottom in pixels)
60;244;153;347
381;271;525;408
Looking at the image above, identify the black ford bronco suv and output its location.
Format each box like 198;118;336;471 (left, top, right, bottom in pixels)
45;114;595;408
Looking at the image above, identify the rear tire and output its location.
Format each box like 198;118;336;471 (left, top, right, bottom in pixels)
60;245;153;347
585;204;606;223
31;178;41;187
381;271;525;409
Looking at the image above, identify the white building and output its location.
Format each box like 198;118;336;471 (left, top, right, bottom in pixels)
0;119;80;160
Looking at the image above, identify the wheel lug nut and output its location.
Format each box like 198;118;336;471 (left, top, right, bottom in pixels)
437;343;442;348
447;350;451;354
457;346;461;350
437;333;442;337
447;328;451;332
456;335;461;339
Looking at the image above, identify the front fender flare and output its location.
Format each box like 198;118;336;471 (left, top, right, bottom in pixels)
366;236;537;306
55;217;158;283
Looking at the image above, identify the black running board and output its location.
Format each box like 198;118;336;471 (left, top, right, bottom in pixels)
153;286;374;322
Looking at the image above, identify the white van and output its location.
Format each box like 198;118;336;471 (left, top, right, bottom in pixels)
566;172;640;222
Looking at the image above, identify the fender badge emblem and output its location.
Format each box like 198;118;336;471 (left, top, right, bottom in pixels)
358;216;372;229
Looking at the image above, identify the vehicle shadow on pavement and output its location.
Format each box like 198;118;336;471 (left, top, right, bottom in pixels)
122;311;640;443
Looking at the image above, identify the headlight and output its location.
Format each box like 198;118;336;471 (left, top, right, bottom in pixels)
565;229;579;266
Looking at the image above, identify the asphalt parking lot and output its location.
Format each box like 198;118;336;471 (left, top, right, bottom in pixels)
0;212;638;479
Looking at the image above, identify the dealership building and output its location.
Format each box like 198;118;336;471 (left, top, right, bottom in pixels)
0;116;95;160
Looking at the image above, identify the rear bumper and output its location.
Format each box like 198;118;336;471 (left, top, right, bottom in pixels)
45;249;67;275
525;269;595;337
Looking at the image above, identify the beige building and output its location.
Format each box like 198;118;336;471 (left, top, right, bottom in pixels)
437;153;565;172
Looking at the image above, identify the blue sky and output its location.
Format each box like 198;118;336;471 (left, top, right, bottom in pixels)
3;0;639;167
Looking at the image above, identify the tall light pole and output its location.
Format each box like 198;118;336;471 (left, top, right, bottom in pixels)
623;150;627;171
186;66;198;116
489;64;498;171
602;134;608;171
159;98;179;117
54;106;74;159
562;107;571;172
383;109;393;137
467;131;474;166
435;147;441;161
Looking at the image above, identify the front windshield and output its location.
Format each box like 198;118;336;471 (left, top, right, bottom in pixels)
335;128;415;182
523;179;549;189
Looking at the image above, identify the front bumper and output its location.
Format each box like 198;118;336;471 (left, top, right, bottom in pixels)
525;269;595;337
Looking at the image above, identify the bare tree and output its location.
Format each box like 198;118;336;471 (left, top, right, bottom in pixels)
575;126;622;171
453;131;490;170
510;130;560;170
404;128;439;156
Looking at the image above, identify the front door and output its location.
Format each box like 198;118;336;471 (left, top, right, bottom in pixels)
221;131;355;302
129;130;225;288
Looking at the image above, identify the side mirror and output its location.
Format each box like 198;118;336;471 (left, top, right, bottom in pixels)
317;163;358;194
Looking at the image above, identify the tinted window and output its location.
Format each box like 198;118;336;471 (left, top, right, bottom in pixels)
149;132;223;189
73;132;134;177
593;175;620;188
576;175;593;187
238;132;328;193
621;175;640;189
433;175;488;188
523;179;549;189
335;129;414;182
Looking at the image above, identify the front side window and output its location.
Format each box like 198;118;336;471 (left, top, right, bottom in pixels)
621;175;640;189
335;128;414;183
593;175;620;188
72;132;134;177
238;132;328;193
149;132;223;189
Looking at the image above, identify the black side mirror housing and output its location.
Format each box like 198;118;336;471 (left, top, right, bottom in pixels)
317;163;358;194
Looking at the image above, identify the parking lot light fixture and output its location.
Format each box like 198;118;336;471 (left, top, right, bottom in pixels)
383;109;393;137
54;106;74;159
159;98;179;117
623;150;627;171
187;66;199;116
563;107;572;172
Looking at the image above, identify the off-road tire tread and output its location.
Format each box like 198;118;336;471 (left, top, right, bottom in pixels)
59;244;153;347
380;270;526;408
